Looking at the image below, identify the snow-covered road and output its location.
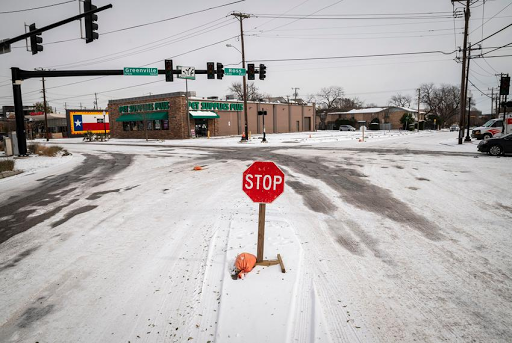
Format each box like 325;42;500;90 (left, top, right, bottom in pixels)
1;130;511;342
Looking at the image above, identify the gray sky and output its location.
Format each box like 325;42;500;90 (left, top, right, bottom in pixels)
0;0;511;114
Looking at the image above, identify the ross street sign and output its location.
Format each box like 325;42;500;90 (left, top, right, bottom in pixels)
243;161;285;203
178;66;196;80
123;67;158;76
225;68;246;76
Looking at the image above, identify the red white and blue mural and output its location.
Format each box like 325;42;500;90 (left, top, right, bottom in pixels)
68;111;109;135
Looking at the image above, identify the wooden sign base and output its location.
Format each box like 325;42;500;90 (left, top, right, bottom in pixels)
256;254;286;273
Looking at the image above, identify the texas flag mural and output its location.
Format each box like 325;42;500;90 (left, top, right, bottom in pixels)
69;111;110;135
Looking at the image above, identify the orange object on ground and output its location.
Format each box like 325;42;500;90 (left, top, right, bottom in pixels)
235;253;257;279
193;166;202;171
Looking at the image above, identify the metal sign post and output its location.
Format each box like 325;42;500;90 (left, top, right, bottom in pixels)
242;161;286;272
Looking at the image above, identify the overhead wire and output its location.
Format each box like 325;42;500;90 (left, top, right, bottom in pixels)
102;0;245;35
261;0;344;33
469;1;512;36
248;49;456;63
0;0;75;14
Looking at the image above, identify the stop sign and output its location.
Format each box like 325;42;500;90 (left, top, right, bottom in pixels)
243;161;285;203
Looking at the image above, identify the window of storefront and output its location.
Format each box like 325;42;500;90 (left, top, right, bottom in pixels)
122;120;169;131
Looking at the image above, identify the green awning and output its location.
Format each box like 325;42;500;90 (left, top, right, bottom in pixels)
116;111;168;122
189;111;220;119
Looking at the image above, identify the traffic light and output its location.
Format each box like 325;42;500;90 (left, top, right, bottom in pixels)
207;62;215;79
259;64;266;80
247;64;255;80
165;59;173;82
29;24;43;55
84;0;99;43
500;76;510;96
216;62;224;80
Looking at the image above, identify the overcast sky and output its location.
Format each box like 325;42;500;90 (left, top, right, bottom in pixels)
0;0;510;114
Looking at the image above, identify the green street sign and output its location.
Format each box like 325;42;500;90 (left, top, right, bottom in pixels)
123;67;158;76
224;68;246;76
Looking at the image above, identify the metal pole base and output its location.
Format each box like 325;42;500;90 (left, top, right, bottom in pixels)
464;136;472;142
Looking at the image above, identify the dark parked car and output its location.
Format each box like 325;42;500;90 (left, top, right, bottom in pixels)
477;133;512;156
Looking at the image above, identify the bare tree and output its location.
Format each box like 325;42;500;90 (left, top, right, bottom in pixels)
389;93;413;108
338;97;364;110
228;82;264;101
316;86;344;109
419;83;461;125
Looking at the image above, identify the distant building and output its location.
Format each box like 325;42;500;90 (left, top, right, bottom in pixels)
108;92;315;139
316;106;426;130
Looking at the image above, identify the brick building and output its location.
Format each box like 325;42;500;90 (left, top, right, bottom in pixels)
316;106;425;130
108;92;315;139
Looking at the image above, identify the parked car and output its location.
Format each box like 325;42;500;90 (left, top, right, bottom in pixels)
450;125;459;131
477;133;512;156
339;125;356;131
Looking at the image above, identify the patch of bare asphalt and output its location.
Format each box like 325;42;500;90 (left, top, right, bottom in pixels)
205;147;444;244
285;180;336;214
0;154;133;245
0;246;40;272
17;304;55;328
51;205;98;228
87;189;121;200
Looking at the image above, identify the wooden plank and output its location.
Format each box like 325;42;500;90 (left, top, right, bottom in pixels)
277;254;286;273
256;259;279;267
256;203;266;263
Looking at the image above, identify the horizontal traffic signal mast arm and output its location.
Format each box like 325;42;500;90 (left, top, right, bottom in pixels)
0;4;112;51
12;67;224;81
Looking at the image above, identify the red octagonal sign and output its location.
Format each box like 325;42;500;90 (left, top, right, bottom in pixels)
243;161;285;203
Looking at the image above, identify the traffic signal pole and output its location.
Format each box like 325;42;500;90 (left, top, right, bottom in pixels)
0;4;112;52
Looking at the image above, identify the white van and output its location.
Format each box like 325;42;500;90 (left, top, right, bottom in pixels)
471;118;512;139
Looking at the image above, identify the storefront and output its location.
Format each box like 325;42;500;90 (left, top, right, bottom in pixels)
108;92;315;139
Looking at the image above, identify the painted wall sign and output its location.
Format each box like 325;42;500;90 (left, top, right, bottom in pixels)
70;111;110;135
188;101;243;112
119;101;170;114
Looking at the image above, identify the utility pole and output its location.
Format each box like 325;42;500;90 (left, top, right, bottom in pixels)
292;87;300;102
42;76;49;141
464;43;472;141
232;12;250;141
94;92;98;109
488;87;494;115
417;88;421;129
457;0;471;144
80;103;82;109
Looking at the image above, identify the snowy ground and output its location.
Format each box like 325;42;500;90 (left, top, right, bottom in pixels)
0;130;511;342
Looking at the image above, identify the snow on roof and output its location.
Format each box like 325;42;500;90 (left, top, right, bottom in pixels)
346;108;385;114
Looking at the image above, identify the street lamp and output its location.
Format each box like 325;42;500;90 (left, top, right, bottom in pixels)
464;90;472;142
226;44;241;54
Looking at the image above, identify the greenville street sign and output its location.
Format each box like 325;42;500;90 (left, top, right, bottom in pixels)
123;67;158;76
224;68;246;76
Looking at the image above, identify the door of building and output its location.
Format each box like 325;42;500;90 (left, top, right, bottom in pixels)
304;117;311;131
195;119;208;137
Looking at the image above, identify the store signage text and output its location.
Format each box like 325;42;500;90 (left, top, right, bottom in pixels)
119;101;170;114
188;101;243;111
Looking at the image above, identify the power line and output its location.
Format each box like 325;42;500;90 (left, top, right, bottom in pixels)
248;49;456;63
261;0;344;33
473;21;512;45
102;0;244;35
468;79;492;98
0;0;74;14
44;18;234;69
480;41;512;56
254;32;459;41
469;1;512;36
